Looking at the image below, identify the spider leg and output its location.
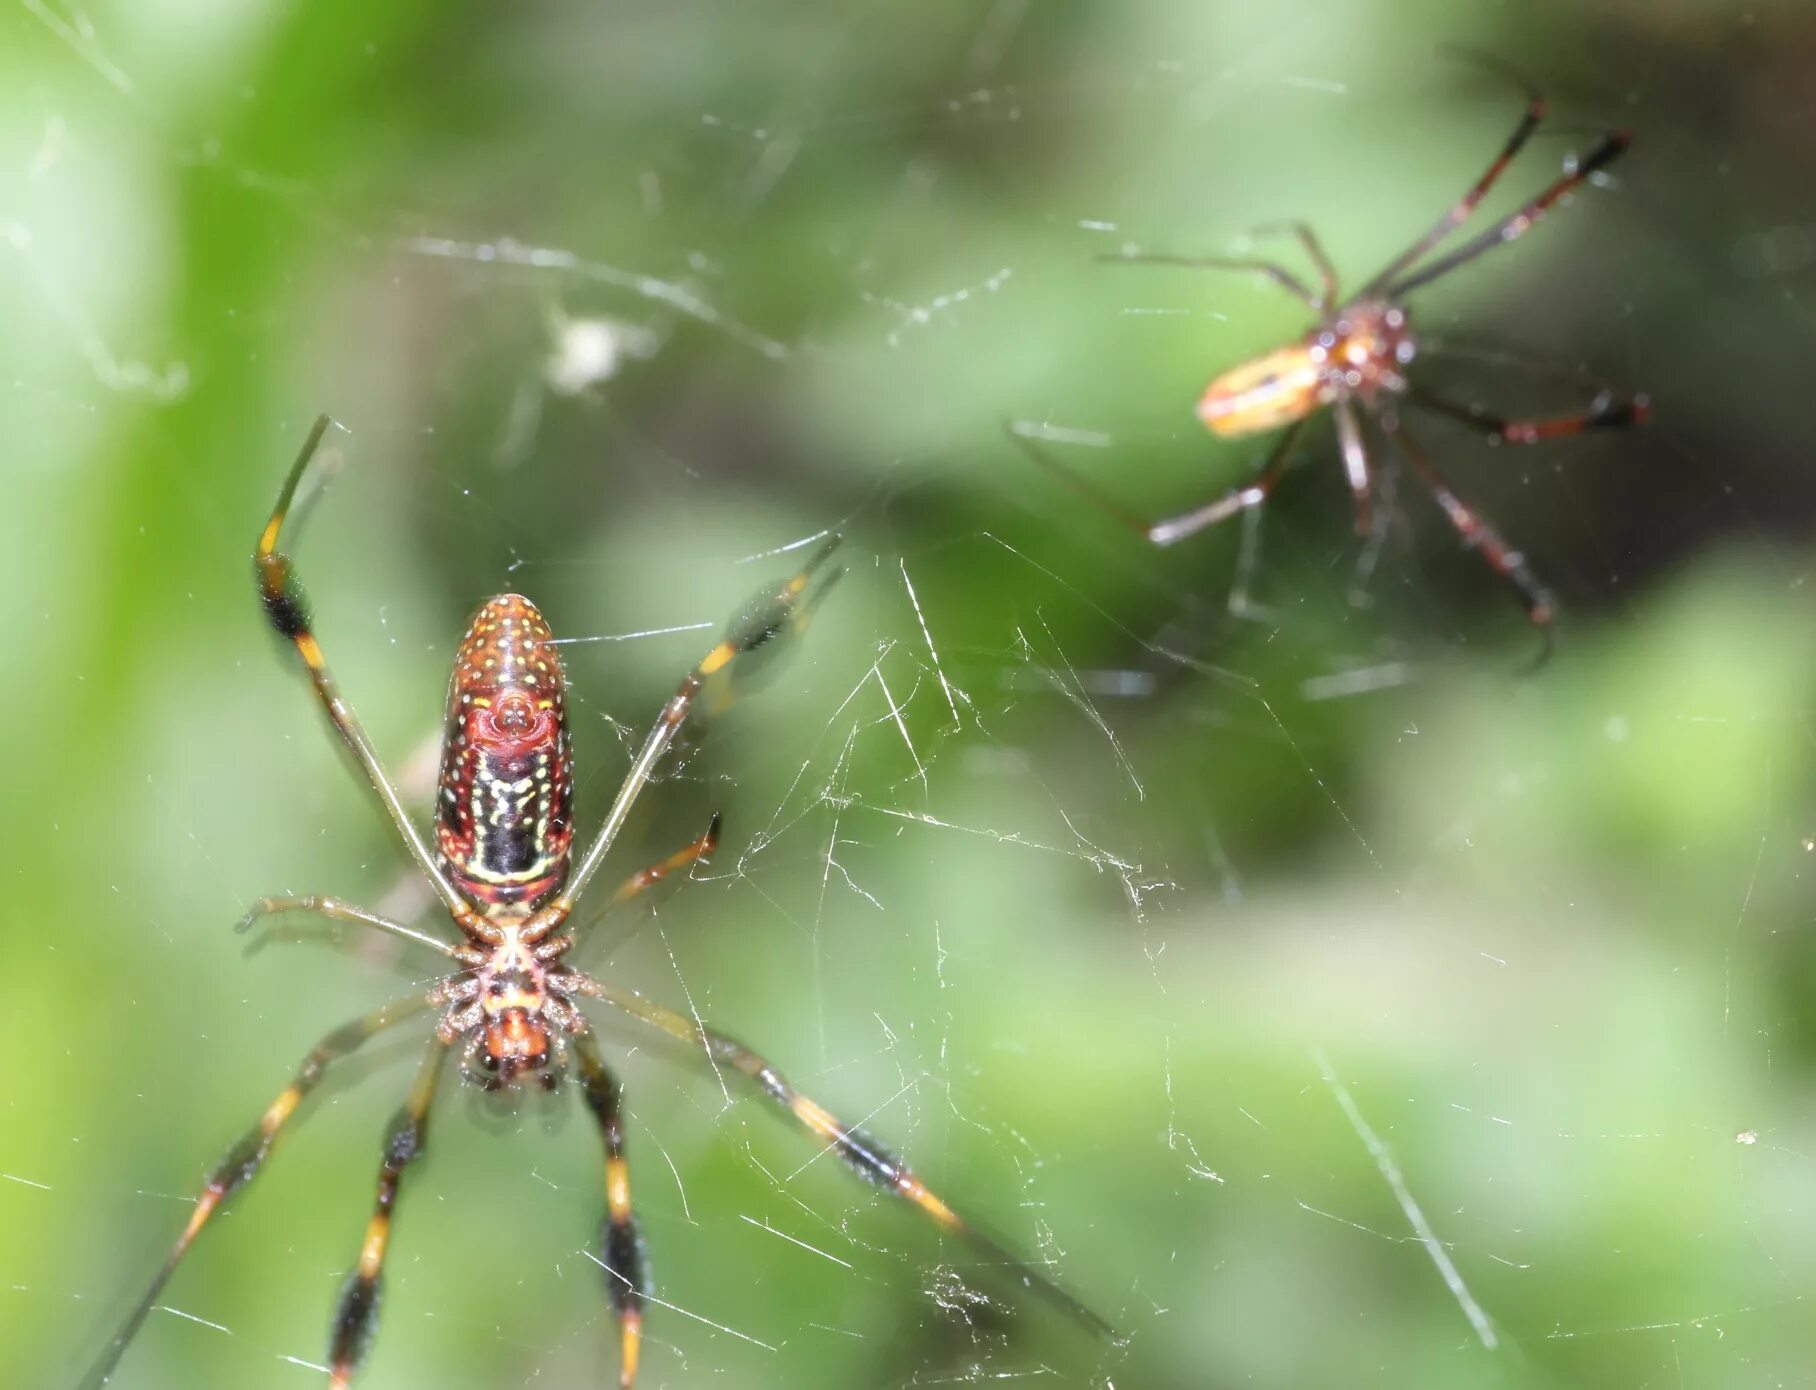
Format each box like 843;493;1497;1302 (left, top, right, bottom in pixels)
570;976;1113;1338
1333;398;1375;537
1098;249;1319;310
531;540;840;939
1005;422;1165;538
612;814;722;908
1406;383;1650;444
572;1032;649;1389
697;542;845;720
1146;417;1309;547
1386;129;1632;299
1248;221;1340;308
1359;92;1548;297
328;1036;450;1389
1009;417;1307;549
235;894;462;959
1378;409;1557;660
254;417;479;935
79;998;431;1390
550;818;726;961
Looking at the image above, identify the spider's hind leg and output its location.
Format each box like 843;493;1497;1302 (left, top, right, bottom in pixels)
1408;382;1649;444
328;1036;451;1389
574;977;1114;1341
79;998;431;1390
1378;408;1558;657
573;1032;648;1389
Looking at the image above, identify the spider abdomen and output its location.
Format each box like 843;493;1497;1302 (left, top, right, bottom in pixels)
436;595;575;907
1198;343;1327;437
1198;301;1415;438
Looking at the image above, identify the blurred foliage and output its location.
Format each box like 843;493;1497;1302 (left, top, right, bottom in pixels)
6;2;1816;1389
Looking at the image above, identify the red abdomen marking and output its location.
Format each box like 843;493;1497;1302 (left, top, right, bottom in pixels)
435;595;574;907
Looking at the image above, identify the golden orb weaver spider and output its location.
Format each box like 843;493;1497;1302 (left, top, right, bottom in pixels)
84;418;1106;1389
1014;86;1649;657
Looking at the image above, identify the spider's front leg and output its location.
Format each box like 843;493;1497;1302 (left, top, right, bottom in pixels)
529;538;841;942
236;894;463;960
253;416;482;936
1378;409;1559;660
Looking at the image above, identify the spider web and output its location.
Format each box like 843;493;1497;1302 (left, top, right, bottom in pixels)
7;3;1816;1389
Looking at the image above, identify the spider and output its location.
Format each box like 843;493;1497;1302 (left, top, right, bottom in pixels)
85;417;1104;1389
1013;86;1649;652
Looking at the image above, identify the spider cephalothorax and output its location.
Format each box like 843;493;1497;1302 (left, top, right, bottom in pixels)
438;923;580;1089
1197;300;1416;436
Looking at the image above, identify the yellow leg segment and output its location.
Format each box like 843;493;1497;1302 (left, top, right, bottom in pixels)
78;998;428;1390
575;1033;648;1388
572;978;1110;1336
327;1037;449;1388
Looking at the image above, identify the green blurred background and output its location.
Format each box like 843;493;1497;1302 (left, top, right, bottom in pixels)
7;2;1816;1387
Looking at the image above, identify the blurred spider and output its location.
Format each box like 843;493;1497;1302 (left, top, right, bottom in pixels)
1015;88;1649;651
85;418;1104;1389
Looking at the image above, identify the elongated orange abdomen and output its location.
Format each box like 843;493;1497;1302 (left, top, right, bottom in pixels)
1197;344;1326;438
1198;301;1414;440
